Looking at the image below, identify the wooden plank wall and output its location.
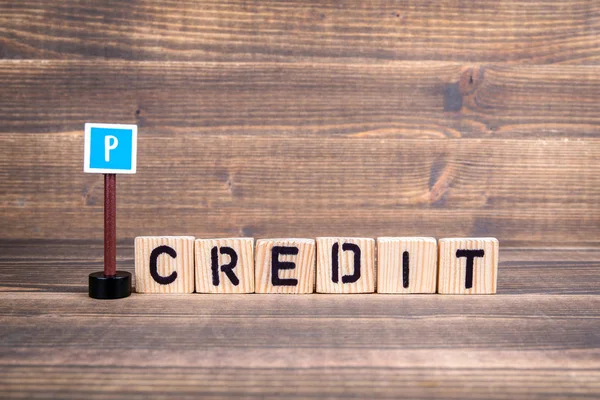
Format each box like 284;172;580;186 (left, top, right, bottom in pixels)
1;0;599;247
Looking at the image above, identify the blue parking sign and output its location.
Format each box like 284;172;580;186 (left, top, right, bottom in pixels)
84;123;137;174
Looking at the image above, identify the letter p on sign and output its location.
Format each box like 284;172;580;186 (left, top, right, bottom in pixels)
84;123;137;174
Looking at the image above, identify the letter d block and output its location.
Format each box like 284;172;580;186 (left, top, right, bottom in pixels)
195;238;255;293
438;238;499;294
135;236;195;293
255;239;315;294
377;237;437;294
316;237;375;293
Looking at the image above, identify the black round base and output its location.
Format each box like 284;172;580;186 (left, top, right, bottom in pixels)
89;271;131;299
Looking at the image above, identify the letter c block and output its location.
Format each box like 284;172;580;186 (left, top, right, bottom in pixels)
135;236;195;293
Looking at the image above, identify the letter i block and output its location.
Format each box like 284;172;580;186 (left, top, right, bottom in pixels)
135;236;195;293
195;238;255;293
255;239;316;294
377;237;437;294
316;237;375;293
438;238;499;294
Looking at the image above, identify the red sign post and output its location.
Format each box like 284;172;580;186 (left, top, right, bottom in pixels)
84;123;137;299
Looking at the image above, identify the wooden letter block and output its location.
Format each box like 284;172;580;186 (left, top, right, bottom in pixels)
195;238;254;293
135;236;195;293
255;239;315;294
438;238;499;294
377;237;437;294
316;237;375;293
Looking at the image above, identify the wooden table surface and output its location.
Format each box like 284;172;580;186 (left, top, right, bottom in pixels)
2;0;600;398
0;241;599;399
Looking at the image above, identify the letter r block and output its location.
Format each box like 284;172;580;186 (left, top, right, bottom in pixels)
195;238;255;293
255;239;315;294
134;236;195;293
438;238;499;294
316;237;375;293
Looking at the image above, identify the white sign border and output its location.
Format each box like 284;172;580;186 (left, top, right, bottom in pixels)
84;123;138;174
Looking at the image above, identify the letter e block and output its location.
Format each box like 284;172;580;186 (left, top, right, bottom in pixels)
377;237;437;294
255;239;315;294
195;238;255;293
316;237;375;293
438;238;499;294
135;236;195;293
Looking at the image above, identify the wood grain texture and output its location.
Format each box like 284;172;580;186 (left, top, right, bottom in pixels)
195;238;254;293
2;292;600;351
2;61;600;139
2;61;599;248
1;0;599;395
2;133;599;247
377;237;437;294
316;237;375;293
2;361;600;400
1;240;600;399
1;242;598;397
438;238;499;294
1;1;599;64
254;238;315;294
3;240;597;295
134;236;195;293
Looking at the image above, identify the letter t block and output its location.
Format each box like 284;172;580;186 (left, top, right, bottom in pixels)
438;238;499;294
